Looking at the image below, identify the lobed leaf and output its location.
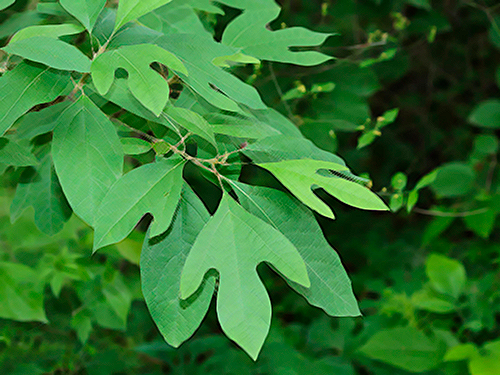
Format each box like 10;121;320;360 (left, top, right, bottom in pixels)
93;157;185;251
180;194;310;360
141;184;215;348
91;43;187;116
259;159;388;219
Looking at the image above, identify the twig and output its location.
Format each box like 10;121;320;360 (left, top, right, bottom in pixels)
413;207;489;217
268;62;295;121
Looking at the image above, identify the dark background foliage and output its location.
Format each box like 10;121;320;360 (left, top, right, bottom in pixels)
1;0;499;374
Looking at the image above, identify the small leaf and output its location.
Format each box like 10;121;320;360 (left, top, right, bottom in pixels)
52;95;124;226
60;0;107;31
164;105;216;146
141;184;215;347
180;194;309;360
3;36;92;72
430;162;475;198
9;23;84;44
0;261;47;322
120;137;152;154
426;253;466;299
114;0;173;31
259;159;388;219
359;326;446;372
468;99;500;128
93;157;185;251
391;172;407;190
91;44;187;116
444;344;480;362
0;62;71;135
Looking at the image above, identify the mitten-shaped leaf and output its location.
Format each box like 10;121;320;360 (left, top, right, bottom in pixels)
221;0;332;66
0;62;71;135
52;95;124;226
180;194;310;360
142;184;215;348
91;44;187;116
259;159;388;219
3;37;92;72
114;0;173;31
93;157;185;251
60;0;107;31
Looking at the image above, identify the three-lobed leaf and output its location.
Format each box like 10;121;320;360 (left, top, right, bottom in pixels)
180;194;310;360
259;159;388;219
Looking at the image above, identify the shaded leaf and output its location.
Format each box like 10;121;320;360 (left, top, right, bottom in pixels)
233;182;360;316
426;253;466;299
11;148;72;235
0;137;37;166
0;261;47;322
141;184;215;347
468;99;500;128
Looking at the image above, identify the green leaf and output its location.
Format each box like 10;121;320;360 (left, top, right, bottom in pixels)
121;137;152;154
91;44;187;116
60;0;107;31
244;135;345;164
14;101;71;140
430;162;475;197
0;137;37;166
156;34;267;112
221;1;332;66
0;0;14;11
164;105;216;146
0;262;47;322
468;99;500;128
0;62;71;135
93;157;185;251
359;326;446;372
411;288;456;313
233;182;360;316
52;95;124;226
9;23;85;44
11;148;72;236
463;209;497;238
3;36;92;72
180;194;310;360
426;253;466;299
259;159;388;219
391;172;407;190
71;310;93;343
141;184;215;348
444;343;480;361
205;113;279;139
114;0;173;31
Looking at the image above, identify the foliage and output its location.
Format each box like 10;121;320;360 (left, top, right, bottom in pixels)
0;0;499;374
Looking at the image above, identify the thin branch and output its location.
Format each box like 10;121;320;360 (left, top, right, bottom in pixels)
268;62;295;121
412;207;489;217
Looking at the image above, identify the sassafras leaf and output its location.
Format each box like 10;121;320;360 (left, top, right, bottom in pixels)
93;157;185;251
91;44;187;116
180;194;309;360
52;95;124;226
259;159;388;219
